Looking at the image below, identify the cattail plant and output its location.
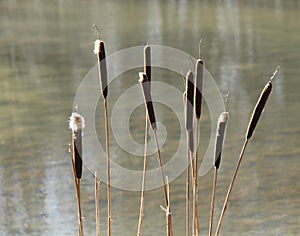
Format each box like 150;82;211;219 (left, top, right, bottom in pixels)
209;111;228;236
137;44;151;236
192;40;204;236
69;112;85;236
184;70;195;236
139;72;173;236
93;24;112;236
214;66;279;236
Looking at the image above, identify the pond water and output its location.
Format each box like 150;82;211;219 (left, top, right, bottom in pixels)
0;0;299;235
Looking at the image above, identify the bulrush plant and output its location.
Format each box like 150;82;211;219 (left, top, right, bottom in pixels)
137;44;151;236
93;24;112;236
209;111;228;236
66;34;280;235
214;66;280;236
184;70;195;236
139;72;174;236
193;40;204;236
69;112;85;236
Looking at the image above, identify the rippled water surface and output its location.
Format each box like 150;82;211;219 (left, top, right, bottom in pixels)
0;1;299;235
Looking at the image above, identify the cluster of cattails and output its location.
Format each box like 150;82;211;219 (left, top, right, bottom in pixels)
67;27;279;236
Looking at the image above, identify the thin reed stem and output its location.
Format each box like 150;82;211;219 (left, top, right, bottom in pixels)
214;139;248;236
193;120;200;236
137;116;149;236
95;172;101;236
104;100;112;236
186;131;191;236
209;169;218;236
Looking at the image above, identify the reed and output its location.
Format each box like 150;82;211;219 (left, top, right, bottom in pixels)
139;72;173;236
93;24;112;236
214;67;279;236
193;40;204;236
209;111;228;236
95;172;101;236
69;112;85;236
184;70;195;236
137;44;151;236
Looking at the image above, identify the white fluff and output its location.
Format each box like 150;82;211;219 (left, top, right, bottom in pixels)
69;112;85;132
93;39;101;54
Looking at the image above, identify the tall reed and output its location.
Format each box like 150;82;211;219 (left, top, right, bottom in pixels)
209;111;228;236
93;24;112;236
69;112;85;236
139;72;173;236
184;70;195;236
137;44;151;236
193;40;204;236
214;66;279;236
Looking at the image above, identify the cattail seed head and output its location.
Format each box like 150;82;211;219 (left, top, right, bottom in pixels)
144;44;151;82
69;112;85;179
214;112;228;169
94;39;108;99
69;112;85;133
139;72;157;130
195;59;203;119
93;39;101;54
185;71;194;131
246;81;272;140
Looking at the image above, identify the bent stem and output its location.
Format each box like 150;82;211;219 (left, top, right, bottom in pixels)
214;139;249;236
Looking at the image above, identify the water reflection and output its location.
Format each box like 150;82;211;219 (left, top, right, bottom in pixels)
0;0;299;235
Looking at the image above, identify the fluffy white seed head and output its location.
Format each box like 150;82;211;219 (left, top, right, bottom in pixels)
218;112;228;124
93;39;101;54
69;112;85;132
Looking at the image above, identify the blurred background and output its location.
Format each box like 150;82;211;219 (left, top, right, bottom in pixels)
0;0;299;235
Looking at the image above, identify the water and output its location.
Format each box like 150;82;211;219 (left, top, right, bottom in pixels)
0;0;299;235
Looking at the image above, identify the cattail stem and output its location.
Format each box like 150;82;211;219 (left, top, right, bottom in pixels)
104;100;112;236
137;115;149;236
95;172;101;236
209;169;218;236
214;139;248;236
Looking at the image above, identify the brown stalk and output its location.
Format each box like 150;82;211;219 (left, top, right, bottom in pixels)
214;67;279;236
93;24;112;236
193;40;204;236
184;71;195;236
